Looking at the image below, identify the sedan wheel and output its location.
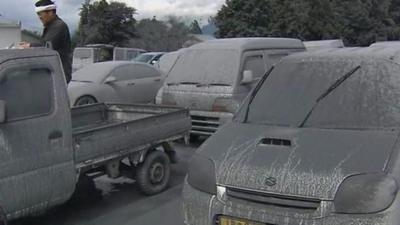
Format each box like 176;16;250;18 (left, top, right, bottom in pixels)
75;96;97;106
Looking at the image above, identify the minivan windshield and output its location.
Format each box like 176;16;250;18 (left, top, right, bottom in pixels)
166;49;239;86
246;58;400;129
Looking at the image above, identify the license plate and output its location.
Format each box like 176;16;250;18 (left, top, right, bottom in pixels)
219;216;265;225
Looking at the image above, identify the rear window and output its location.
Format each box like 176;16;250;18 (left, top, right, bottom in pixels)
0;67;53;121
246;58;400;129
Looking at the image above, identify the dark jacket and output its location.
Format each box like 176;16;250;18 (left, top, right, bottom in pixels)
42;16;72;83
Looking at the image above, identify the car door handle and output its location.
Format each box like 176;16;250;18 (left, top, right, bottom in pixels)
154;79;161;82
127;82;136;86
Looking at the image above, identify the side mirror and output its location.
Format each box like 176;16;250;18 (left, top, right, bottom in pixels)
241;70;254;84
104;76;117;84
0;100;6;124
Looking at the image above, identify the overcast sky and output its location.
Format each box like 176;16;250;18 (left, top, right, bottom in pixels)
0;0;224;32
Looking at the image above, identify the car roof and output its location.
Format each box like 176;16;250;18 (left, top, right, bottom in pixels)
75;61;154;75
283;46;400;64
370;41;400;47
0;48;57;64
140;52;165;56
189;38;305;51
303;39;345;50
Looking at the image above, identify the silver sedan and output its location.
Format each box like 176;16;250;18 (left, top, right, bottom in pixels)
68;61;163;106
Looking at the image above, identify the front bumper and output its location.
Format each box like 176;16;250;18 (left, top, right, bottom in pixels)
182;181;400;225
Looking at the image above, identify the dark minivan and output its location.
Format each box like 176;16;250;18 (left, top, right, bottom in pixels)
183;47;400;225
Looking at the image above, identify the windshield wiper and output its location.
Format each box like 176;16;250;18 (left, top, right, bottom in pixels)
196;83;231;87
244;66;275;122
299;65;361;127
167;82;199;86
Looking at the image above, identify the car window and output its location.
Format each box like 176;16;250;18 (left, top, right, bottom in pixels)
112;65;135;81
246;58;400;129
243;55;266;78
127;51;139;61
268;53;289;67
0;67;53;121
150;54;163;64
166;49;239;86
133;65;160;79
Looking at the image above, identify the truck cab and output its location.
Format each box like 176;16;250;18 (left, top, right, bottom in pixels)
0;49;76;220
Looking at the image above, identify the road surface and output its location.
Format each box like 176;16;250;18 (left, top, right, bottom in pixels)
12;142;199;225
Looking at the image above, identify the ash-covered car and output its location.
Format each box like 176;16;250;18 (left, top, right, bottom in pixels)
183;47;400;225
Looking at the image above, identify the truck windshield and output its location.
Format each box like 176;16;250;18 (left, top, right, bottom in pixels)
166;49;239;86
246;58;400;129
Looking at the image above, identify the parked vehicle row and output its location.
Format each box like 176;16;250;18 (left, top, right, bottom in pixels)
183;45;400;225
158;38;305;138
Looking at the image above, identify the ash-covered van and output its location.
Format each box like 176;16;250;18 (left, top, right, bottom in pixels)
160;38;305;138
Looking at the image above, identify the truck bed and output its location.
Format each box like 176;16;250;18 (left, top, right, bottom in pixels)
71;103;191;169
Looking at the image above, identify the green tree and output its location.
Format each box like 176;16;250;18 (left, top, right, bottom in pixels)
77;0;136;46
189;20;203;34
215;0;400;46
130;16;189;51
215;0;271;37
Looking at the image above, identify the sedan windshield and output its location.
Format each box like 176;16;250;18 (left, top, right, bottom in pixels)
134;54;155;63
246;58;400;129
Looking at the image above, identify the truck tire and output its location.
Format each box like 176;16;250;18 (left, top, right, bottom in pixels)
136;151;171;196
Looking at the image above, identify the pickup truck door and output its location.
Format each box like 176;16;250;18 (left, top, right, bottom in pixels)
0;53;76;218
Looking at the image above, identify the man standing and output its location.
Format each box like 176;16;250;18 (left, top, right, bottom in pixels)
23;0;72;83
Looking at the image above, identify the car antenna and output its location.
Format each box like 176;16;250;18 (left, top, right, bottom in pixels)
299;65;361;128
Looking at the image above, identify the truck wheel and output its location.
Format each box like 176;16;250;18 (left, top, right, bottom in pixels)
136;151;171;195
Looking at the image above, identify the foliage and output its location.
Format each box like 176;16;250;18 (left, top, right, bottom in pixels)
215;0;400;46
189;20;202;34
130;16;190;51
77;0;136;46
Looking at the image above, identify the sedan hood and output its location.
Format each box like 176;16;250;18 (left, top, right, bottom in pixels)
199;123;399;200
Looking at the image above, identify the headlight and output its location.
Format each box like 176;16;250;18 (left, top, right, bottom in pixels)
334;173;398;214
187;154;217;195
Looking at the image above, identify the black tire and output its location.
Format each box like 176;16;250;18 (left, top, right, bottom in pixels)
136;151;171;196
74;96;97;106
189;134;200;143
